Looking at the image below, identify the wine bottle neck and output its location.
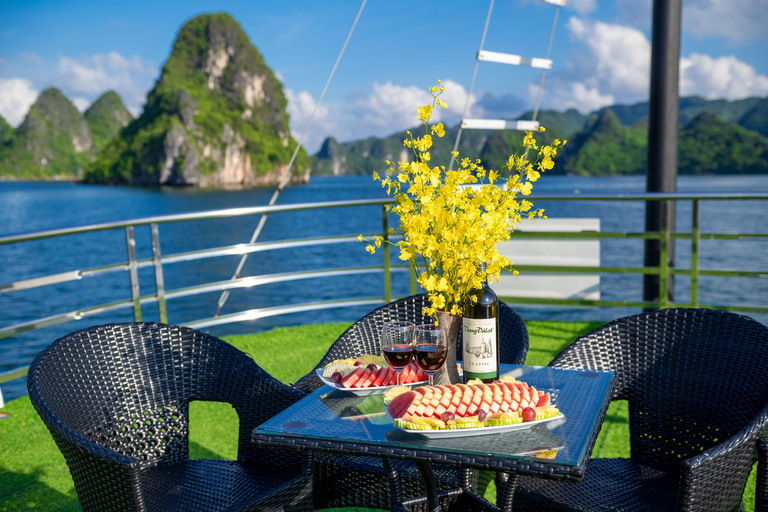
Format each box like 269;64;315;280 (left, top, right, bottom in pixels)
479;262;488;283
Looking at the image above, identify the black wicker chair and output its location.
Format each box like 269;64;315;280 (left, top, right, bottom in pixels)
27;322;313;512
292;294;529;511
510;308;768;512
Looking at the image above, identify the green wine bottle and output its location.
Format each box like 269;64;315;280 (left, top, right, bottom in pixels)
462;264;499;383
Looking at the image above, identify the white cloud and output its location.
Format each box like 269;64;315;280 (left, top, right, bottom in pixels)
286;80;479;154
616;0;766;43
21;52;44;66
680;53;768;99
56;51;156;114
0;77;39;126
71;97;91;112
540;17;768;113
564;0;597;16
541;18;650;112
684;0;768;43
536;81;615;113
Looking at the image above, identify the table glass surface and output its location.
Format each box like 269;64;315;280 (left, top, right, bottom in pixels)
255;365;613;467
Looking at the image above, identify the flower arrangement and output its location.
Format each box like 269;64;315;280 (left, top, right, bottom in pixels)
360;81;565;317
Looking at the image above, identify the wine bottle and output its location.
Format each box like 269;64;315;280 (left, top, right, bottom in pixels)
462;264;499;383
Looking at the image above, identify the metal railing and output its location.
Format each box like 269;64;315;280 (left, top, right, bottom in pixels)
2;192;767;384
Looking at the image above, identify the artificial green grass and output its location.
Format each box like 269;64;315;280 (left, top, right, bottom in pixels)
0;320;758;511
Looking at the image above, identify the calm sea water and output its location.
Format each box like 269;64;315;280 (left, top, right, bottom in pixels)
1;175;767;400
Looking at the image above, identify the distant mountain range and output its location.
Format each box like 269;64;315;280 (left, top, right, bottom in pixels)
0;13;309;187
313;95;768;176
0;89;132;179
2;21;766;184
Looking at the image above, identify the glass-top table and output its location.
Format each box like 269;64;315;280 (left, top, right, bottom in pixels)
253;364;615;511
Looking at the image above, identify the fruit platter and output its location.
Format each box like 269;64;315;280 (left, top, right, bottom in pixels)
383;376;564;438
317;355;429;396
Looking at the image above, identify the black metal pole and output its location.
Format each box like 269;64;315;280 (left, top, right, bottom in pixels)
643;0;681;306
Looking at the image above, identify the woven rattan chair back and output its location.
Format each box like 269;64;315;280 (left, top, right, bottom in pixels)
28;323;308;482
319;294;528;370
550;308;768;470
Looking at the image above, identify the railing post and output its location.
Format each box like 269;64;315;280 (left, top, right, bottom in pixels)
125;226;142;322
658;201;669;309
382;205;391;303
690;199;700;307
150;223;168;324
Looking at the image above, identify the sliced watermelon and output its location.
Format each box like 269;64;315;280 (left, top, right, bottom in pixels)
536;393;551;407
389;391;417;418
341;368;364;388
371;367;387;387
354;368;373;388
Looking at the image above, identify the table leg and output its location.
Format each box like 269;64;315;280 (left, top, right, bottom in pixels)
414;460;440;512
496;472;517;512
383;458;404;507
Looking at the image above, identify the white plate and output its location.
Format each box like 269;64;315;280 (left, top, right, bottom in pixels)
385;406;565;438
315;369;426;396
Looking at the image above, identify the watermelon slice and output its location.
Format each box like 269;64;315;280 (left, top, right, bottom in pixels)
371;367;387;387
388;391;416;418
354;368;373;388
341;368;364;388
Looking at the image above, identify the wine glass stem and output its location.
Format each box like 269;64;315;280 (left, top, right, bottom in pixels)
396;369;402;386
427;372;434;386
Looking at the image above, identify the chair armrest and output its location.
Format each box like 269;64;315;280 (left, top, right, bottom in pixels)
37;406;145;510
292;367;324;394
678;408;768;512
756;436;768;512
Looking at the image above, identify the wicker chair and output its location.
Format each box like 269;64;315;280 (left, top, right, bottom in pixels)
511;308;768;512
292;294;529;511
27;322;313;512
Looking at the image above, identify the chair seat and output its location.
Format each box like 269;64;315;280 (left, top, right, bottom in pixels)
140;459;312;512
513;458;680;512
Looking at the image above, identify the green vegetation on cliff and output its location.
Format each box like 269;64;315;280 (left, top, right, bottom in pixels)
0;88;93;179
597;95;762;127
86;12;309;186
562;110;647;175
83;91;133;151
313;124;491;176
315;94;768;177
739;97;768;138
679;112;768;175
0;114;13;145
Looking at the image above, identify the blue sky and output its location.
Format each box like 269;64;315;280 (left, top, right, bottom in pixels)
1;0;766;153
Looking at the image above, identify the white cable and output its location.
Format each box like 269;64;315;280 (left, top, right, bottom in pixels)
212;0;367;319
449;0;495;172
531;5;560;122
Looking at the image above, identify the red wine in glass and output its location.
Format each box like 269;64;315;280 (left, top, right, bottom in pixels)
383;344;414;368
415;344;448;371
414;324;447;385
381;321;415;385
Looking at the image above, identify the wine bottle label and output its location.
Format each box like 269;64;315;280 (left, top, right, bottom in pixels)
462;317;497;379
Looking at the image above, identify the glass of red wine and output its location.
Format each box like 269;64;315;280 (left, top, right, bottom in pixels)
381;321;415;385
414;324;447;386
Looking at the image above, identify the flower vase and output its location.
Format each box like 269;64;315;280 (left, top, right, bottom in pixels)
434;311;462;385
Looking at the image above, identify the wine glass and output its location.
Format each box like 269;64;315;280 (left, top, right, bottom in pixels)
414;324;447;386
381;321;415;385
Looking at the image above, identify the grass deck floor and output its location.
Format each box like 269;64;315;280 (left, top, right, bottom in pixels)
0;320;758;511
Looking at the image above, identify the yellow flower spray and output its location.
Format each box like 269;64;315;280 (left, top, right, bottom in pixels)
361;81;565;316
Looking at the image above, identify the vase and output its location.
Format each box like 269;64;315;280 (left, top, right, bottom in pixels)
434;311;462;385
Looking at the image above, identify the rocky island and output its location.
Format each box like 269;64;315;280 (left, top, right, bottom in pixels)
86;13;309;188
